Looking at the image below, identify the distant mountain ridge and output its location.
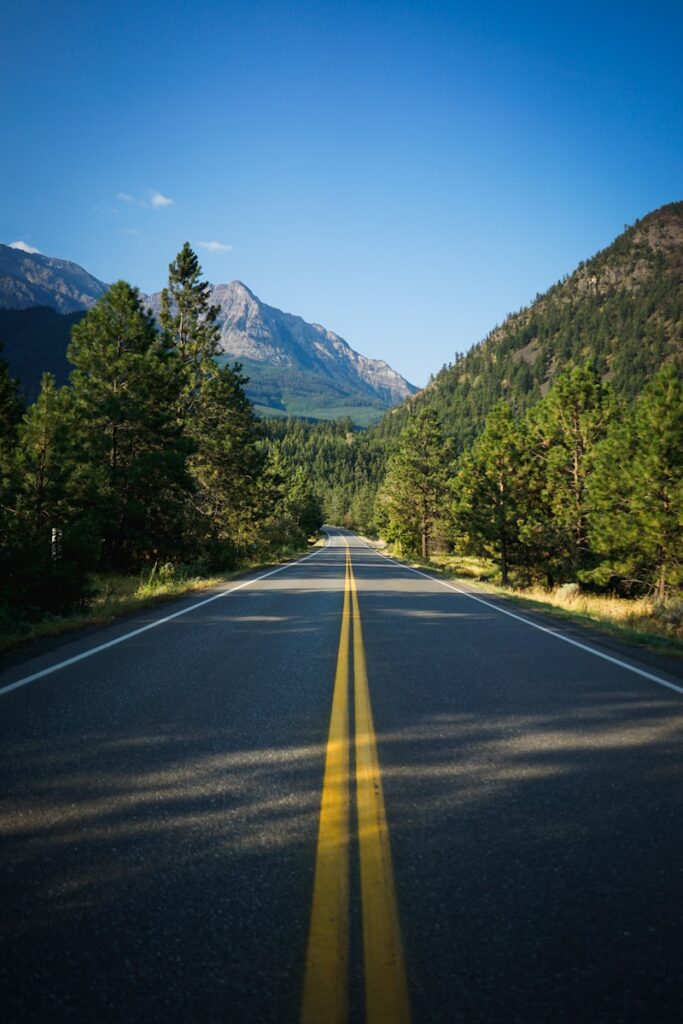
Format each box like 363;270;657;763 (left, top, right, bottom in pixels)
375;201;683;445
143;281;416;420
0;245;415;424
0;243;108;313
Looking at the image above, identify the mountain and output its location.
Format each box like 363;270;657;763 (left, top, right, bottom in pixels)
143;281;417;425
0;243;108;313
375;201;683;446
0;245;416;425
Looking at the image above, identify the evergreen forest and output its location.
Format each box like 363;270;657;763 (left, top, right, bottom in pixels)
1;204;682;644
0;245;324;635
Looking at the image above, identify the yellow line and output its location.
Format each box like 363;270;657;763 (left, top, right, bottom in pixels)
300;549;352;1024
349;546;411;1024
302;540;411;1023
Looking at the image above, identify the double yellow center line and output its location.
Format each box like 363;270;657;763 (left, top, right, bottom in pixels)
301;541;411;1024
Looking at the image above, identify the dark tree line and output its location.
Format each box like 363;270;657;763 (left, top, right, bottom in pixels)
0;246;322;629
260;416;387;533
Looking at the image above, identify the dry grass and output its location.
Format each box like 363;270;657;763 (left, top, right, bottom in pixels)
514;585;683;644
430;552;495;581
394;549;683;655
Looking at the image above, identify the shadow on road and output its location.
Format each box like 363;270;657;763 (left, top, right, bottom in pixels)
1;540;682;1022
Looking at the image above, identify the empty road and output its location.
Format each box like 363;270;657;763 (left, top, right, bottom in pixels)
1;529;682;1023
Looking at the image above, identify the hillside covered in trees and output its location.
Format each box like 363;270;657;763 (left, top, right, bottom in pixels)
280;205;682;601
376;202;683;448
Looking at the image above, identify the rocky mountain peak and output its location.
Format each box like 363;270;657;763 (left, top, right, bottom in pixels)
144;278;416;408
0;243;108;313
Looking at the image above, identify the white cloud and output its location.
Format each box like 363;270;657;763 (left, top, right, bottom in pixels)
150;191;174;207
197;240;232;253
9;240;42;254
115;190;174;209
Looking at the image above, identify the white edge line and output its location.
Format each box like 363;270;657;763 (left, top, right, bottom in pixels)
0;538;332;698
357;536;683;698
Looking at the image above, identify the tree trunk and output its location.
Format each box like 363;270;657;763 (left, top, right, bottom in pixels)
656;562;667;602
500;528;509;587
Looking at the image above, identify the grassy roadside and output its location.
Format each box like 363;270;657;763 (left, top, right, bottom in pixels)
0;538;325;658
364;539;683;658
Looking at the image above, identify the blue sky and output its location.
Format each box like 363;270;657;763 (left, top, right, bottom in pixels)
2;0;681;385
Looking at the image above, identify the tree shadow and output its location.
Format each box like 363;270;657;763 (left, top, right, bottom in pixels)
2;543;682;1022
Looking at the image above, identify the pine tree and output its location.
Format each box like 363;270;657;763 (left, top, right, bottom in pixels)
68;281;191;570
350;481;378;535
450;402;527;585
159;242;221;420
159;245;270;565
12;375;78;535
588;363;683;598
2;375;96;616
523;362;613;582
187;364;265;564
376;409;452;558
257;444;321;554
283;465;324;538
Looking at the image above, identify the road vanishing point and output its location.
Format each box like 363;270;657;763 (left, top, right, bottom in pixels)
1;529;682;1023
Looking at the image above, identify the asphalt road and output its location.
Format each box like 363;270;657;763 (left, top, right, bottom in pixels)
1;529;682;1023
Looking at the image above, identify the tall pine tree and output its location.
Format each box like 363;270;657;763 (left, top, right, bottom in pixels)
68;281;191;570
523;362;613;583
588;363;683;598
450;401;527;586
160;244;267;566
160;242;221;421
376;409;452;558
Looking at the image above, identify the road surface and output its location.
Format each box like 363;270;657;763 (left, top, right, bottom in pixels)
1;529;682;1023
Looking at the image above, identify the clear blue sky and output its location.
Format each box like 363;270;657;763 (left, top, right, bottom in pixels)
2;0;681;385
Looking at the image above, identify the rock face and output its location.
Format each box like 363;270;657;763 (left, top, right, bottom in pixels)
144;280;417;407
0;243;108;314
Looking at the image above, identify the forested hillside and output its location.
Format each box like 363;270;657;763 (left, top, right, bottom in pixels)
289;205;682;602
376;202;683;448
